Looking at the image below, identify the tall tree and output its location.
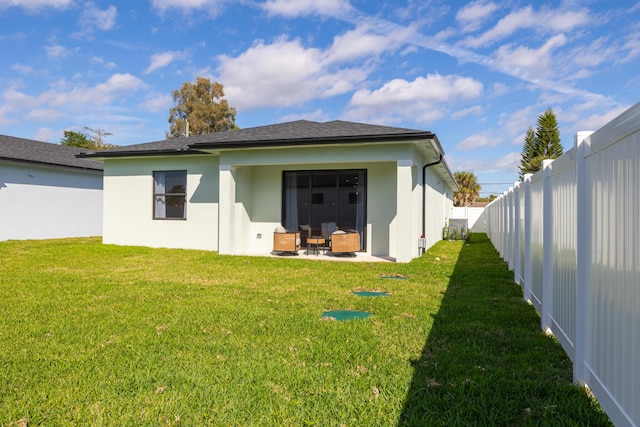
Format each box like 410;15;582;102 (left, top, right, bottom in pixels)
453;171;481;207
518;108;563;179
60;128;117;150
84;127;115;150
167;77;238;138
60;130;95;149
518;127;540;179
535;108;563;159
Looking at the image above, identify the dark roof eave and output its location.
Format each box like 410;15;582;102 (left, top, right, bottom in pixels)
0;156;103;172
76;148;208;160
189;132;437;150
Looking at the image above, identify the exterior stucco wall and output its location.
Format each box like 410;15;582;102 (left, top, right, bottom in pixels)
100;141;455;262
393;149;452;262
424;165;452;249
102;155;219;250
221;143;418;258
0;162;102;241
242;161;399;256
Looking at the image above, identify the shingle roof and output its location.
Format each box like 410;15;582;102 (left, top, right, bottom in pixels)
191;120;436;149
77;120;438;158
0;134;103;171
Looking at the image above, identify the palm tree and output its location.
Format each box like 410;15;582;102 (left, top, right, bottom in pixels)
453;171;481;207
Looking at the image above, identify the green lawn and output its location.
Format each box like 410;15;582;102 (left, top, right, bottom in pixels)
0;234;610;426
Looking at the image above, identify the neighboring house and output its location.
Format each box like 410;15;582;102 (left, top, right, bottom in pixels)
0;134;103;241
79;120;458;262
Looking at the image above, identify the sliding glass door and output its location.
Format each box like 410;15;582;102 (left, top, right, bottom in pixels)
283;170;366;249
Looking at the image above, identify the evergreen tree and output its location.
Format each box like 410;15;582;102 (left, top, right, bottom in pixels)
518;127;540;179
518;108;563;179
535;108;563;158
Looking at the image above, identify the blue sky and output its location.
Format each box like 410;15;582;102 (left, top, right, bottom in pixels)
1;0;639;196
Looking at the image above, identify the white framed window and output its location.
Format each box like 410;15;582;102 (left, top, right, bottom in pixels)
153;170;187;220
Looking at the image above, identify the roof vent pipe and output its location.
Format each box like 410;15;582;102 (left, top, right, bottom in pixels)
422;154;444;240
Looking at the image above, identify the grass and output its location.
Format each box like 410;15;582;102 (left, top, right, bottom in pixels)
0;234;610;426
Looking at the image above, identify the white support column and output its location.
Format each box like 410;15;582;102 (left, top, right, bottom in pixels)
396;159;414;263
541;159;554;333
219;164;236;255
574;131;593;385
523;173;533;302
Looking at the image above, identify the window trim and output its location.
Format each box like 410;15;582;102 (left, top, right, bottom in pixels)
153;170;187;220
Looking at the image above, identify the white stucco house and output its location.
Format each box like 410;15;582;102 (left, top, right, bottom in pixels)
0;134;103;241
79;120;458;262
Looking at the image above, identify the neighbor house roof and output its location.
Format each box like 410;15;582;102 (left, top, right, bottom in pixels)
77;120;442;158
0;134;103;172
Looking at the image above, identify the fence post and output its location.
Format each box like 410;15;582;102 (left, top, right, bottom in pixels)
574;131;592;385
513;182;521;284
523;173;533;302
541;159;554;333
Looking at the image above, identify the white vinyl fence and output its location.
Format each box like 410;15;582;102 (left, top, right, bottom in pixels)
483;102;640;427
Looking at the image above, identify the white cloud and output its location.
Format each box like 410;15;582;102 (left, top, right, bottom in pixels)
11;63;33;74
326;24;413;64
150;0;221;17
45;44;71;59
351;74;482;106
27;108;67;122
34;127;58;142
491;82;510;97
451;105;483;120
0;0;73;12
347;73;483;123
455;151;521;174
138;93;172;112
279;109;330;123
493;34;567;79
143;50;187;74
79;2;117;32
498;106;535;142
262;0;352;18
494;152;521;171
570;105;630;134
91;56;117;69
2;74;147;116
455;1;498;33
461;6;591;48
217;38;369;109
455;131;500;150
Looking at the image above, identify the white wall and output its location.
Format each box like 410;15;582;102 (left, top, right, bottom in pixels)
451;206;486;232
0;162;102;241
102;155;219;251
424;166;454;249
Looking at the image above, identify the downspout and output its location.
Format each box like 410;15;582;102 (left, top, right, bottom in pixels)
422;154;443;240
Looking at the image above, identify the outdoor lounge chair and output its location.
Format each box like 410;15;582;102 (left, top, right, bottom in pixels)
273;226;301;255
321;222;337;248
330;230;360;255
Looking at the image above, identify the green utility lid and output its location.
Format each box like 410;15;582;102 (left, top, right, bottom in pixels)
352;291;390;297
321;310;372;321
